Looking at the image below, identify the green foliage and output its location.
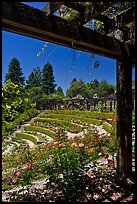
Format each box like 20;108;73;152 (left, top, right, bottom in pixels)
66;78;116;99
5;57;25;85
132;116;135;125
26;67;42;89
42;62;56;95
2;80;29;123
43;110;116;119
34;117;83;133
27;86;43;104
2;108;39;140
24;126;56;139
97;101;110;113
16;133;38;144
66;78;85;98
56;86;64;97
40;113;103;126
102;122;113;132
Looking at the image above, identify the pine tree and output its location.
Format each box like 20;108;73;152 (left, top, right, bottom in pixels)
26;66;42;89
5;57;25;85
56;86;64;96
42;62;56;95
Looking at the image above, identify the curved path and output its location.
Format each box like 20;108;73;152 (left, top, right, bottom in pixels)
22;139;35;148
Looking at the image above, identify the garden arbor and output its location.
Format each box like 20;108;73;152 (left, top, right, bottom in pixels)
2;2;135;180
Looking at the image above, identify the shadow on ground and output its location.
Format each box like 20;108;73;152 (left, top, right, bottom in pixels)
5;167;135;203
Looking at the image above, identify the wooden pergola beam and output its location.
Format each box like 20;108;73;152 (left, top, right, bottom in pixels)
97;7;135;34
64;2;84;13
70;2;116;25
42;2;64;15
2;2;135;61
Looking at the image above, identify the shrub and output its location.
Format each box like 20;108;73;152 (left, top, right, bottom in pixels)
24;126;56;139
39;114;103;126
2;109;39;141
41;110;116;119
102;122;113;132
16;133;38;144
34;118;83;133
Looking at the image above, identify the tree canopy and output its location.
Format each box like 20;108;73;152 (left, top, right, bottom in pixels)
5;57;25;85
26;66;42;89
42;62;56;95
66;78;116;99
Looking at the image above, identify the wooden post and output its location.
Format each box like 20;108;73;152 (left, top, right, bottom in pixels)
116;56;132;178
110;100;112;112
114;99;116;110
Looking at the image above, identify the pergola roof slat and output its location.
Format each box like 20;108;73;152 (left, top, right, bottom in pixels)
2;2;135;61
42;2;64;15
64;2;85;13
70;2;116;25
97;6;135;33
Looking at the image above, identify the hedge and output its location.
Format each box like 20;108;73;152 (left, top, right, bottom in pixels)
16;132;38;144
34;118;83;133
102;122;113;132
40;110;116;119
39;114;102;126
24;126;56;139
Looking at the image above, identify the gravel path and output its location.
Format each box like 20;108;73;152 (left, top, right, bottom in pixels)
22;139;35;148
67;125;107;139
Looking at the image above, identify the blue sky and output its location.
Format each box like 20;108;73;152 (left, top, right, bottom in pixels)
2;2;135;94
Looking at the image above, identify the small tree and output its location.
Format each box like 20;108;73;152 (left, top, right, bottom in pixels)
42;62;56;95
5;57;25;85
2;80;28;122
56;86;64;97
66;78;85;98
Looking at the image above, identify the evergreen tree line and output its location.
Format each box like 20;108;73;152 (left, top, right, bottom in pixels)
4;57;116;103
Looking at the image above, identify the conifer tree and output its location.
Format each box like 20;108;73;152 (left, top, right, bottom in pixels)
26;66;42;89
56;86;64;96
42;62;56;95
5;57;25;85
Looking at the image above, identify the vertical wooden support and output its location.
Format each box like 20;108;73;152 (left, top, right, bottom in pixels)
114;100;116;110
116;56;132;178
110;101;112;112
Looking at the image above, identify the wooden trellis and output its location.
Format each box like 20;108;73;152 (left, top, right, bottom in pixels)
2;2;135;181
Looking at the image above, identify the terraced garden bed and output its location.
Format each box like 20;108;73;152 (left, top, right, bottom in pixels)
39;113;103;126
24;125;56;139
33;117;83;133
40;110;116;119
2;110;118;198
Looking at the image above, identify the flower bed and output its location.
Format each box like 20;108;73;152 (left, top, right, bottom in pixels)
2;109;117;198
16;133;38;145
39;113;103;126
24;126;56;139
33;118;83;133
40;110;116;119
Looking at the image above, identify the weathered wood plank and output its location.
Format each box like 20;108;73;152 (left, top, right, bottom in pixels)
97;7;135;34
116;55;133;178
70;2;116;25
64;2;84;13
42;2;64;15
2;2;135;61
